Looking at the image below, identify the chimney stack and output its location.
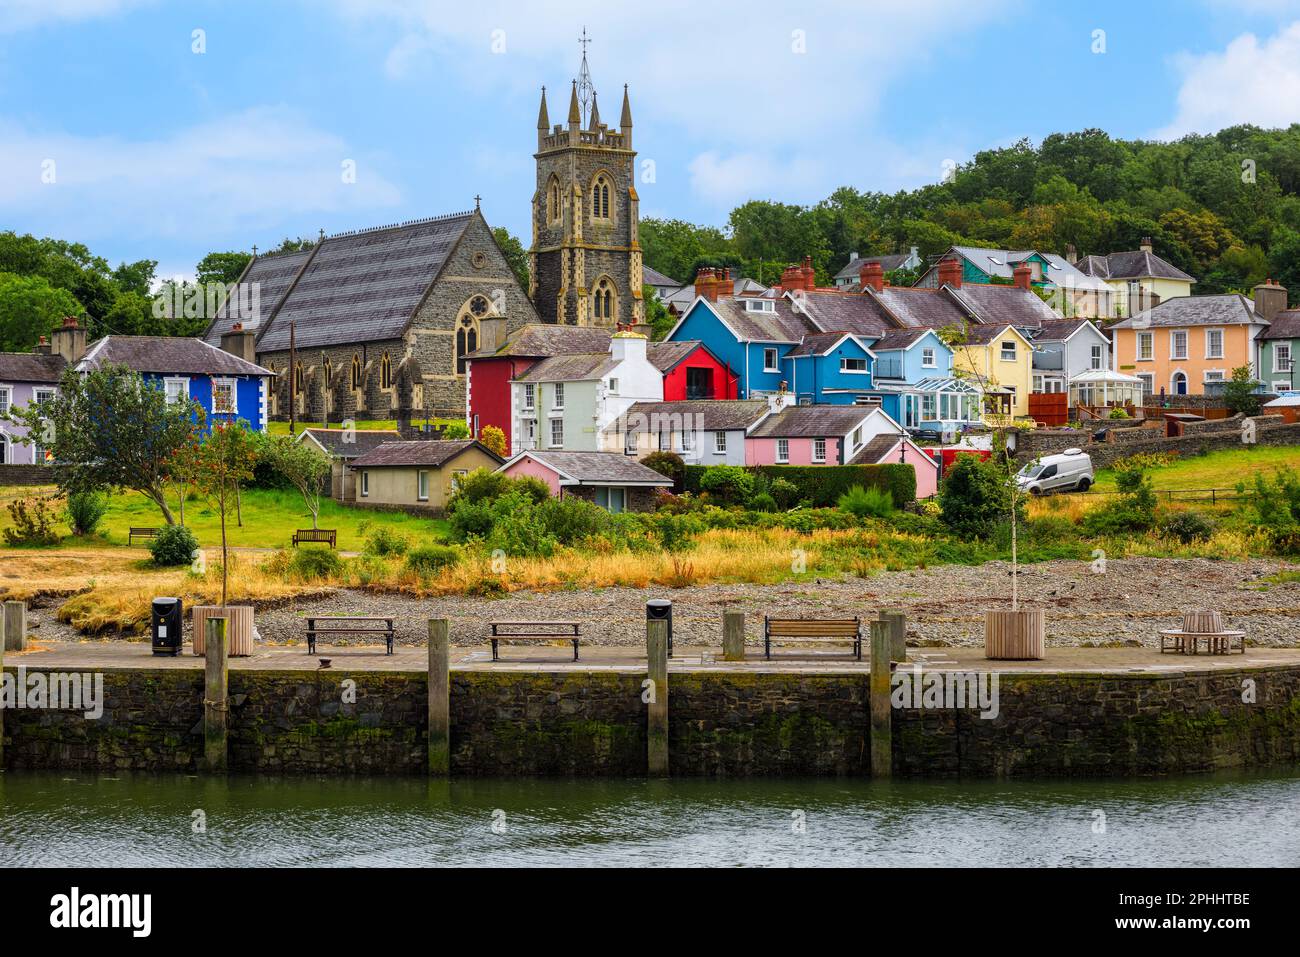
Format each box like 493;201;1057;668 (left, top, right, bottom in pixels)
694;267;719;303
1013;262;1033;290
801;256;816;290
478;316;508;354
780;263;806;292
1253;278;1288;323
1066;242;1078;263
1140;236;1153;255
34;336;51;356
937;256;963;289
860;260;885;293
49;316;88;364
610;329;648;364
220;321;257;364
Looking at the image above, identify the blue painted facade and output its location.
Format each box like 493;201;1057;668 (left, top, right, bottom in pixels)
784;336;876;405
143;372;269;432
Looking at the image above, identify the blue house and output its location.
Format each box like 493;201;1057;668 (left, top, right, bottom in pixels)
782;332;877;404
75;335;273;431
863;328;980;433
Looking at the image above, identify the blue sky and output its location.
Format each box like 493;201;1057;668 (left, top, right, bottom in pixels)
2;0;1300;282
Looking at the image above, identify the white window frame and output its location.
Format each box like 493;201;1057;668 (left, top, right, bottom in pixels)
522;383;535;412
679;429;693;452
0;385;11;417
211;377;238;415
1000;341;1017;362
1032;375;1044;392
1090;345;1103;370
550;417;564;447
1202;369;1225;385
1137;374;1154;396
813;438;826;463
776;438;789;463
922;393;937;420
1136;332;1153;362
553;382;565;410
1274;343;1292;374
713;431;727;454
1273;380;1293;392
1170;330;1188;361
163;376;190;405
624;429;638;454
417;470;430;501
921;346;936;368
360;471;369;497
840;357;868;374
608;377;619;394
1205;328;1224;360
658;430;669;451
851;426;862;451
763;348;780;373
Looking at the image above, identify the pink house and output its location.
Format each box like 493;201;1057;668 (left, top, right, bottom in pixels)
497;449;672;513
745;404;938;499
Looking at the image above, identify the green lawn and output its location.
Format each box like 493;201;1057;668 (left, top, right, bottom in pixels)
1093;445;1300;493
267;418;461;436
0;485;449;552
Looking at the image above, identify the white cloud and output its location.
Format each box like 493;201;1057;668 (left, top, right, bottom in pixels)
1158;21;1300;137
0;0;154;33
0;106;403;244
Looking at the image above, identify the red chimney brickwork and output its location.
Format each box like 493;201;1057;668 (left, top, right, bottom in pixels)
937;256;963;289
1013;263;1033;290
860;260;885;293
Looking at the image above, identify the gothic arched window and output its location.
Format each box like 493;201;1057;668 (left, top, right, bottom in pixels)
592;174;611;220
295;361;305;393
592;278;617;321
380;352;392;390
350;354;361;390
323;358;332;388
547;177;561;225
455;295;489;374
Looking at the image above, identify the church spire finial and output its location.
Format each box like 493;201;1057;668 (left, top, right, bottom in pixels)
620;83;632;129
588;90;600;130
567;78;581;129
536;85;549;130
576;26;595;127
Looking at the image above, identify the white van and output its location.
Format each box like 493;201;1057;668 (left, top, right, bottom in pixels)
1016;448;1094;495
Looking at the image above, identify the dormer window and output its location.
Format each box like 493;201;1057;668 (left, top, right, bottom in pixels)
744;299;774;313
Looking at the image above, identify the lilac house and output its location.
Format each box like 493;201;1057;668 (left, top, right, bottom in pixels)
0;351;64;465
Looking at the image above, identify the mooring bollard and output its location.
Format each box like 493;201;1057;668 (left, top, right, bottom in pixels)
203;616;228;773
722;611;745;662
427;618;450;776
869;619;892;779
879;610;906;663
3;600;26;652
647;617;669;776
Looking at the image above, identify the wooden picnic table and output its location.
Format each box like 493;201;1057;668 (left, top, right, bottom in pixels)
306;615;395;655
488;620;582;661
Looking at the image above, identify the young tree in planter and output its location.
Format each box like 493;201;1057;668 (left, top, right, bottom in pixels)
12;365;201;525
194;420;257;607
263;435;331;530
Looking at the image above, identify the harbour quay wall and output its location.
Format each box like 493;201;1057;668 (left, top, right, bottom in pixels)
3;664;1298;777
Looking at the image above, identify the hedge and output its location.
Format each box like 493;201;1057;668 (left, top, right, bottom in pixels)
684;463;917;508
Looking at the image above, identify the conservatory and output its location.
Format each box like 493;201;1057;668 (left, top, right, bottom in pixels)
1068;368;1144;409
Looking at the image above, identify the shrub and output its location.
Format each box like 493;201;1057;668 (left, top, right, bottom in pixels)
655;513;701;552
540;496;609;545
448;500;495;542
1108;407;1130;419
439;420;472;439
486;490;555;557
149;524;199;566
4;496;62;546
1025;514;1080;544
364;526;409;557
699;465;754;505
1223;365;1263;416
769;478;801;510
752;463;916;508
405;544;460;577
66;491;108;537
642;450;685;489
1084;468;1158;535
287;545;343;582
479;424;507;458
749;492;778;513
939;455;1015;539
838;484;894;519
1159;510;1215;544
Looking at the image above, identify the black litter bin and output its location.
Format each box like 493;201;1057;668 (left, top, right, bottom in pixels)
647;599;673;658
152;597;183;656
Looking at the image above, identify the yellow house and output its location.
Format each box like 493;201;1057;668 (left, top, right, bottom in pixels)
952;323;1035;422
349;439;504;512
1074;240;1196;318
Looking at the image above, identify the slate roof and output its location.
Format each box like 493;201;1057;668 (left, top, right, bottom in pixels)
203;247;314;345
785;332;862;357
870;328;932;351
869;286;969;330
646;340;701;372
1030;318;1093;342
642;265;679;288
848;434;904;465
350;439;500;469
75;336;273;376
834;253;912;281
749;405;888;438
299;428;401;459
709;296;819;342
1258;310;1300;340
468;324;614;359
962;323;1022;345
251;212;477;352
1074;250;1195;283
624;399;770;432
0;352;66;383
947;283;1060;330
793;291;896;337
513;353;617;383
1112;295;1264;329
512;450;674;485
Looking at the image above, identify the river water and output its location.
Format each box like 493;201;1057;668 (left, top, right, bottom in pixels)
2;770;1298;867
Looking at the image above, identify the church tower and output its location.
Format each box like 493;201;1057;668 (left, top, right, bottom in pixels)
529;37;641;326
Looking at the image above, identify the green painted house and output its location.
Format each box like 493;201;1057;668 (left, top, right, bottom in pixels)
1258;309;1299;394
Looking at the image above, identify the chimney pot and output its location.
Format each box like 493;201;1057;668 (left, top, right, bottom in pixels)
860;260;885;293
1140;236;1153;254
1013;262;1033;290
937;256;963;290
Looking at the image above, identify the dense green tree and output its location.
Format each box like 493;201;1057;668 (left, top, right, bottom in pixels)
195;251;252;286
0;272;84;351
491;227;530;291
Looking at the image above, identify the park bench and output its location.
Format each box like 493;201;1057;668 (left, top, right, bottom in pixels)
488;621;581;662
764;616;862;660
292;528;337;549
305;615;395;655
128;527;160;546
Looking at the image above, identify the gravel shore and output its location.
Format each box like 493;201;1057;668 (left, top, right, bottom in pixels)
28;557;1290;651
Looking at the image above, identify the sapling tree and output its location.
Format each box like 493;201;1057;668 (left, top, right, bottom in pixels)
194;420;257;607
12;365;201;525
263;435;331;529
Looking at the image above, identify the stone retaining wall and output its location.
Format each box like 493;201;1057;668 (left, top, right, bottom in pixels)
1012;418;1300;468
0;465;54;486
5;662;1299;777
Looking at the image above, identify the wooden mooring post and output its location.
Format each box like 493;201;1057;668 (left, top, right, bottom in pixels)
3;600;26;652
722;611;745;661
203;616;228;773
427;618;450;776
879;610;906;663
647;617;669;776
869;619;892;778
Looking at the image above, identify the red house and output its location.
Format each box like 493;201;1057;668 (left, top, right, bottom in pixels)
466;321;736;448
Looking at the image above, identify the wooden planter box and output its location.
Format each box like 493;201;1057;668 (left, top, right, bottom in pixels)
984;609;1045;660
191;605;255;657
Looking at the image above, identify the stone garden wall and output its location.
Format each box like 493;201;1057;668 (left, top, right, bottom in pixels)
5;662;1299;778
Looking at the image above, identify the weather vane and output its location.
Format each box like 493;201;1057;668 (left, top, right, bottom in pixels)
577;26;595;127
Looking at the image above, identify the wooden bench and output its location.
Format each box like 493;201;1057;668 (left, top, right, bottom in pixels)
764;616;862;660
489;621;581;661
306;616;395;655
128;527;160;546
292;528;337;549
